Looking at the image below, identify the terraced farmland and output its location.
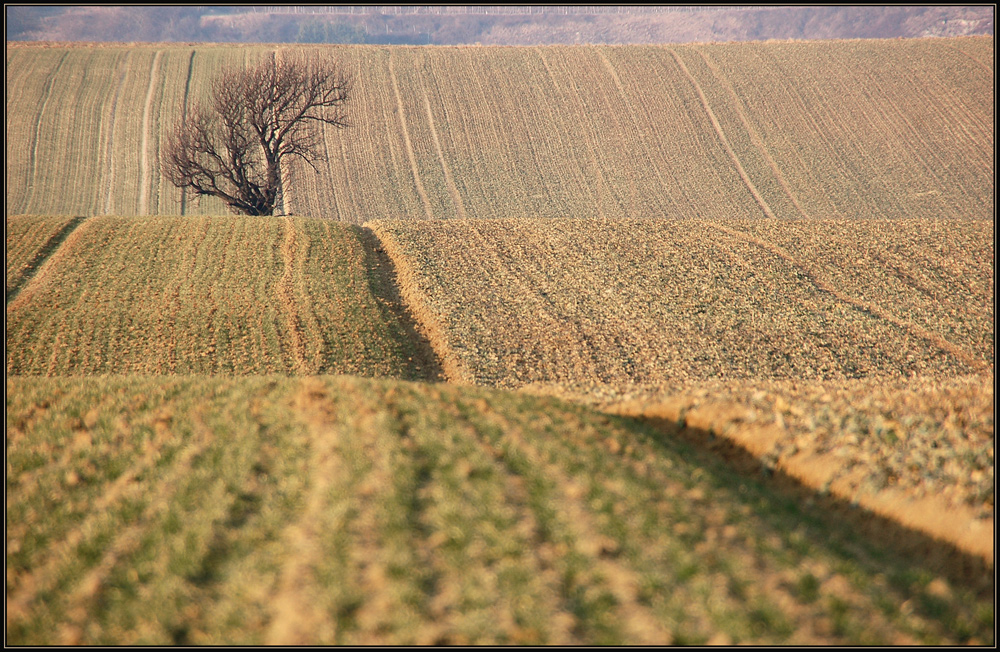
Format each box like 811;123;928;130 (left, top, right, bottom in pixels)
370;217;994;388
6;375;993;645
5;215;436;379
5;37;994;222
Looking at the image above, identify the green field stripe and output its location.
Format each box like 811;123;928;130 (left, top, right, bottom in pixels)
378;382;580;644
5;215;443;376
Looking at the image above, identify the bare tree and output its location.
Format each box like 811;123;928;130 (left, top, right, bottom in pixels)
165;56;349;216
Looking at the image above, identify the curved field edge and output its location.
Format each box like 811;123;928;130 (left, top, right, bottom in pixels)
5;215;87;303
5;375;993;645
526;373;994;566
4;215;439;380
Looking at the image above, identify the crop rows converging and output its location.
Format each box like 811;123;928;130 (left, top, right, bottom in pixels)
369;217;994;389
6;375;993;645
5;38;994;222
5;215;433;379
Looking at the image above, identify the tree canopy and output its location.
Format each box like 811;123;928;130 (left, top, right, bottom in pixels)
165;56;349;216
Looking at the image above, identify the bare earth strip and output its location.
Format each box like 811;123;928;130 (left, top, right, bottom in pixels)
594;49;678;217
138;51;162;216
535;48;606;218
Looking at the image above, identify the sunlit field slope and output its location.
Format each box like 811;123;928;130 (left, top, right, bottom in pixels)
5;37;993;221
5;215;85;301
6;375;993;645
5;214;436;379
370;217;994;388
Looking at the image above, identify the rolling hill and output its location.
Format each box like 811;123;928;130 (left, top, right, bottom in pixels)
4;37;995;645
5;37;994;222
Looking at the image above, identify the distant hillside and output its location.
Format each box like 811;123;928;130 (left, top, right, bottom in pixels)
5;38;994;222
6;5;994;45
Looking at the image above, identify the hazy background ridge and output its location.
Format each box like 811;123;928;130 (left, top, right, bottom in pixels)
6;5;994;45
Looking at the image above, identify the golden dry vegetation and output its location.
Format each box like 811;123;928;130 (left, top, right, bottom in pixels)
369;217;993;388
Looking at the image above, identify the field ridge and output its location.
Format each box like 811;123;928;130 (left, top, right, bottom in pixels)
364;221;466;383
603;392;994;571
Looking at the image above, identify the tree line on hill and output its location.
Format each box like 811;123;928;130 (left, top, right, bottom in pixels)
6;5;993;45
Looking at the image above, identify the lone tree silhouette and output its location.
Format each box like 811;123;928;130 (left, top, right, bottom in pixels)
165;56;349;216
